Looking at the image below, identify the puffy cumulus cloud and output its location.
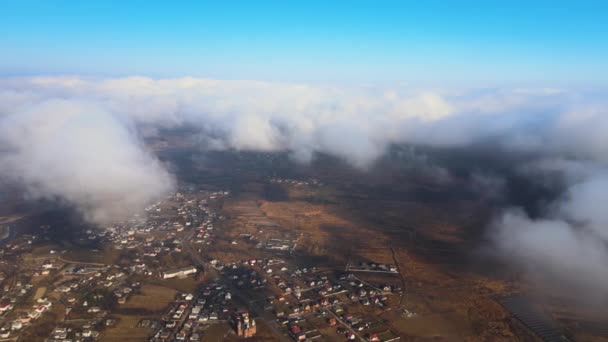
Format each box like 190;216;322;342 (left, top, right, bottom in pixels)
491;208;608;296
0;98;174;224
558;175;608;241
491;161;608;298
551;107;608;162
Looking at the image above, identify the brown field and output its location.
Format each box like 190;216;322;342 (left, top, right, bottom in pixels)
27;244;119;265
100;314;152;342
33;286;47;300
61;247;120;265
217;177;528;341
121;285;177;312
199;322;232;341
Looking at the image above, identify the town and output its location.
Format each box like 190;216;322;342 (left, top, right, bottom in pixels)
0;179;408;342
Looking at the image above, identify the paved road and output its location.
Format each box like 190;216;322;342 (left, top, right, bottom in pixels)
390;245;407;306
327;308;365;341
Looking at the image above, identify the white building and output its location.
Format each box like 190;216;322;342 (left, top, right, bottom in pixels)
162;266;197;279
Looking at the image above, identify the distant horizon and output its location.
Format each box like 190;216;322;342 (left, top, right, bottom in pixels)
2;74;607;90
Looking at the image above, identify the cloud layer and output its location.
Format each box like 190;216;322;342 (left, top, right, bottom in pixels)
0;97;174;223
3;76;604;164
1;76;608;297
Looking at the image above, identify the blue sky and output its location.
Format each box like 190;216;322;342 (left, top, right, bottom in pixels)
1;1;607;85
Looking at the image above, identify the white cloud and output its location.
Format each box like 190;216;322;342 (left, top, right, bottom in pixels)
491;206;608;297
491;160;608;297
1;72;608;286
0;97;174;224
